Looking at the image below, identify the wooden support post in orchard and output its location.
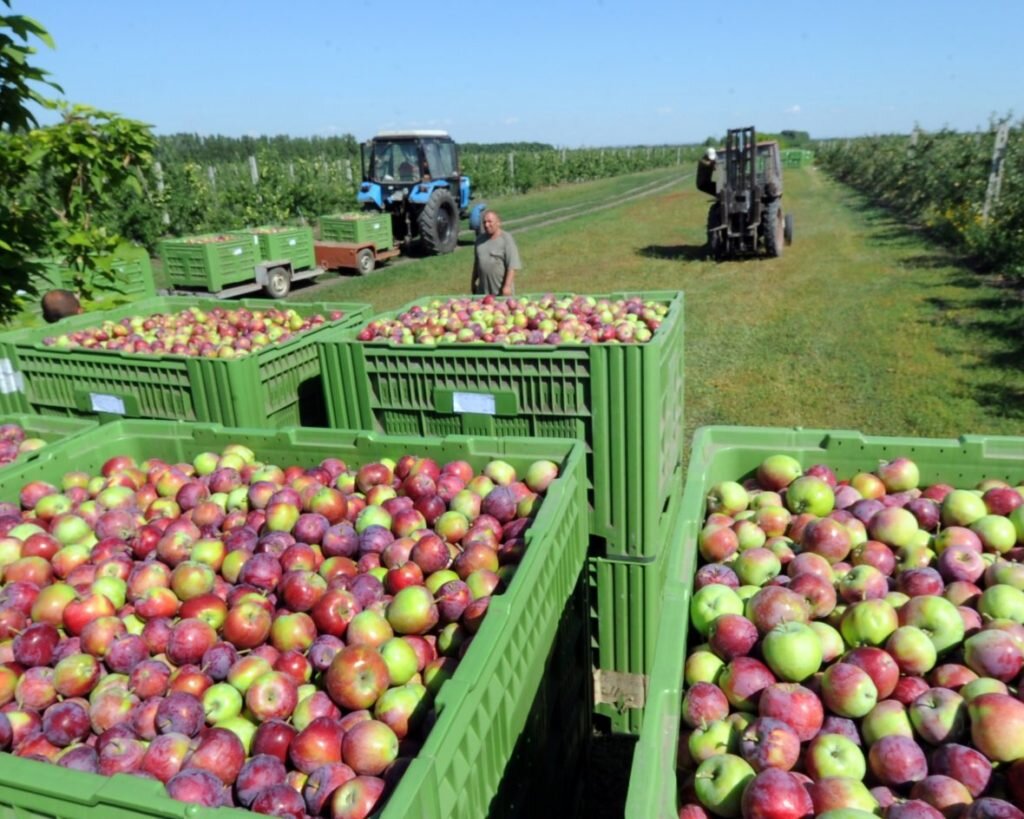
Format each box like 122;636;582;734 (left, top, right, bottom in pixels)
248;155;259;185
153;161;170;226
982;121;1010;223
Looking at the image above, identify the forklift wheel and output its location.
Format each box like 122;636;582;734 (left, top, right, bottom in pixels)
356;249;375;276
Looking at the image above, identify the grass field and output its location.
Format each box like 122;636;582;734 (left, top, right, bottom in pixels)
297;165;1024;444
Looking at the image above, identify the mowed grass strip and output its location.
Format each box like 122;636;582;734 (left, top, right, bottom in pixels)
297;166;1024;441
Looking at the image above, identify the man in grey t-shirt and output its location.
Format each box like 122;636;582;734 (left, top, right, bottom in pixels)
471;210;521;296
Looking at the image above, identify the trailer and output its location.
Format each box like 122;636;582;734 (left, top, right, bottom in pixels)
314;240;401;275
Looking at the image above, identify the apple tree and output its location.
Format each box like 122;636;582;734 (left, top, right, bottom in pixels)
0;1;60;321
29;103;156;297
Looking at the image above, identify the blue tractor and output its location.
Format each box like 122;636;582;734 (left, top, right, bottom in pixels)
357;130;486;255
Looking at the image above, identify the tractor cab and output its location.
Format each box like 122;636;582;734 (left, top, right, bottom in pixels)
358;131;480;254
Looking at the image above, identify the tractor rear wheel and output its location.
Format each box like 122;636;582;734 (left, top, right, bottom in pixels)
764;200;784;258
419;189;459;255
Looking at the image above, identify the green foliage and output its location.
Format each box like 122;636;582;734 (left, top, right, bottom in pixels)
816;121;1024;281
0;0;60;134
0;2;62;322
28;103;156;297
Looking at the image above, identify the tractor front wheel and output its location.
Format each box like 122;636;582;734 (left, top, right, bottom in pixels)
419;189;459;255
707;203;725;261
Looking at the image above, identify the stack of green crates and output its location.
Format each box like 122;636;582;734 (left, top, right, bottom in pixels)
244;225;316;271
158;233;258;294
781;148;814;167
625;425;1024;817
0;419;591;819
319;212;393;251
0;297;371;427
318;290;686;733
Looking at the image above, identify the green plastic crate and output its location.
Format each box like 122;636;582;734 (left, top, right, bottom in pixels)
319;212;394;250
0;419;590;819
625;425;1024;819
0;297;371;427
245;225;316;271
158;233;259;292
319;290;686;560
0;348;28;414
590;476;682;735
781;148;814;167
29;252;156;300
106;251;157;299
0;413;97;470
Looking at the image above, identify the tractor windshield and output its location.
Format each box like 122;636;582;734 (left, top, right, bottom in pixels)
371;140;422;182
422;139;457;179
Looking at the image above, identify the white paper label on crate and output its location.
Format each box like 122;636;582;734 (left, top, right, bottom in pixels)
232;248;243;256
288;239;296;246
90;393;126;414
0;359;24;394
452;392;496;415
593;669;647;709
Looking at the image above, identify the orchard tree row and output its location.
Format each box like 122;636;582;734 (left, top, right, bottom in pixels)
816;122;1024;282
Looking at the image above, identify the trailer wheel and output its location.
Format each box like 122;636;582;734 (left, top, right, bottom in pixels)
356;249;376;275
784;212;794;246
264;267;291;298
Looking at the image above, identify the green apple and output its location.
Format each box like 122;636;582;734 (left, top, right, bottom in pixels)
860;699;914;745
804;732;866;780
897;594;966;655
693;753;755;818
840;599;898;648
761;622;822;682
691;585;744;637
685;645;726;686
688;718;738;764
785;476;835;517
885;625;938;675
810;621;846;663
731;548;781;587
202;682;243;724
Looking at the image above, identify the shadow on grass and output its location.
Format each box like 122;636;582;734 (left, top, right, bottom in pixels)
638;244;710;262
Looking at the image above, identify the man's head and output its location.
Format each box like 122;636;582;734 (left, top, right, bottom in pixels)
705;147;717;162
41;289;83;323
482;210;501;237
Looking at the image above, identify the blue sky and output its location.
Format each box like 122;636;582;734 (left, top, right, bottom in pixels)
16;0;1023;146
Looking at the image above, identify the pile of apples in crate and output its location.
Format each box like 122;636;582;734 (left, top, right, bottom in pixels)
0;425;46;466
681;455;1024;818
40;306;345;359
356;294;668;345
0;442;560;817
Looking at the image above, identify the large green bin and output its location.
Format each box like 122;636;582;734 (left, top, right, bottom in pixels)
158;233;258;293
589;483;681;735
0;419;590;819
319;212;394;250
625;425;1024;818
0;412;97;471
30;251;156;300
0;297;371;427
318;290;686;560
245;225;316;271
